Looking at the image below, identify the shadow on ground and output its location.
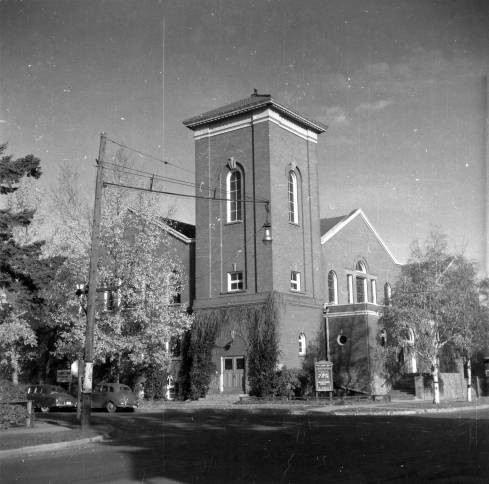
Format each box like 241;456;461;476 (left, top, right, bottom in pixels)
83;408;489;483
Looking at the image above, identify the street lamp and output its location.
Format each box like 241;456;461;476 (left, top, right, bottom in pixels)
262;202;272;244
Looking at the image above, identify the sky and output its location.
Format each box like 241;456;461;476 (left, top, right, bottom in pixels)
1;0;489;267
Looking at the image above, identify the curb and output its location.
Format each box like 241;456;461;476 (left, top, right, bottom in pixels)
0;433;107;460
326;403;489;417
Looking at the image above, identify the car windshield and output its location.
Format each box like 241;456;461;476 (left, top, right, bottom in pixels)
119;385;131;392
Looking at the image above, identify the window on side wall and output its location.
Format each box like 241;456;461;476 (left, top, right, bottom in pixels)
298;332;306;356
288;171;298;224
384;282;392;305
227;271;244;292
226;169;243;223
290;271;301;292
355;260;367;303
347;274;353;303
370;279;377;304
328;270;338;304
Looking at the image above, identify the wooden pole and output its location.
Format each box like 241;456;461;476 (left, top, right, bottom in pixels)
81;132;106;431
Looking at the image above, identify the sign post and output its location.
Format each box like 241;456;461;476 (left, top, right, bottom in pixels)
315;360;333;400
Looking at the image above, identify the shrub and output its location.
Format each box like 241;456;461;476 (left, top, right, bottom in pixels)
273;368;301;397
247;293;281;397
0;380;28;429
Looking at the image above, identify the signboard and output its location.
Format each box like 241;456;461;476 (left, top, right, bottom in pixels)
57;369;72;383
315;360;333;392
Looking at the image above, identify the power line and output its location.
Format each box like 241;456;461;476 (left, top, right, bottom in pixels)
106;136;195;176
102;180;270;204
101;162;269;204
103;162;198;190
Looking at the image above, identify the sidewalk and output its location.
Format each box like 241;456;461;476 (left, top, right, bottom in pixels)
0;418;108;459
2;398;489;458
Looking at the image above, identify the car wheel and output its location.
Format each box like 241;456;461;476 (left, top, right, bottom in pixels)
105;401;117;413
40;406;50;413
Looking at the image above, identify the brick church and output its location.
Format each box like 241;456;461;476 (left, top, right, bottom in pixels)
173;92;400;396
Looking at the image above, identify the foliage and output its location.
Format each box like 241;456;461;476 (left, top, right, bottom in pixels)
142;365;167;400
247;293;281;397
187;311;222;399
47;151;193;382
0;312;37;383
0;144;61;384
382;228;488;403
273;368;301;397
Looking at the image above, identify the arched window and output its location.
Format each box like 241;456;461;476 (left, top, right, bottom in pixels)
288;171;298;224
384;283;392;306
355;261;367;303
328;270;338;304
226;168;243;223
298;332;306;356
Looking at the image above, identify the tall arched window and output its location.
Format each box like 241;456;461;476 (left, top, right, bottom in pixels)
226;168;243;222
288;171;298;224
328;270;338;304
355;261;367;303
384;283;392;306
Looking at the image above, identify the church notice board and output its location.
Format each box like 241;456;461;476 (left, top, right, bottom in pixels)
315;361;333;392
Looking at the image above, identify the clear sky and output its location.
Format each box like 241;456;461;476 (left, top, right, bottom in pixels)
1;0;488;266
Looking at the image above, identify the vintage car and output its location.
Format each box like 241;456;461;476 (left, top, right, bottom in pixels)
91;382;138;413
25;384;77;413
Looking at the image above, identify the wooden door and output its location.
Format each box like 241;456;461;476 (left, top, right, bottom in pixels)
223;356;245;393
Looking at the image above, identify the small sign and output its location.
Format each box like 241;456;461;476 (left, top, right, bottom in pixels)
315;360;333;392
485;369;489;378
83;362;93;393
57;369;72;383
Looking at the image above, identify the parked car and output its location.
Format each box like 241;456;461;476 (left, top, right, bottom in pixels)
91;382;138;413
25;384;77;413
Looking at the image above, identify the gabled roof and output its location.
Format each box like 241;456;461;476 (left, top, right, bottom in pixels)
126;208;195;244
182;92;327;133
320;208;400;265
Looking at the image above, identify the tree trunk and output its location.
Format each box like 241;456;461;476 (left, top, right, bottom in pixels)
467;358;472;403
432;360;440;404
11;349;19;386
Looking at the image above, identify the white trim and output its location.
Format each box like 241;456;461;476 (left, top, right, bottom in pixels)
288;171;299;224
219;357;224;393
327;309;383;318
320;208;400;265
193;108;319;143
290;271;301;292
227;271;244;292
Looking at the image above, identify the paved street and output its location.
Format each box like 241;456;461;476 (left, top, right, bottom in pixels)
1;407;489;483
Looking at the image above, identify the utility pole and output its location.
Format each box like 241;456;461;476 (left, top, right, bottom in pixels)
81;132;106;431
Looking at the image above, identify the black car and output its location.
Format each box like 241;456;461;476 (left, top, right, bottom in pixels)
25;384;77;413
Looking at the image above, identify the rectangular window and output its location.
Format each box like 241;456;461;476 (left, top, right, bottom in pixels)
356;277;366;303
236;357;245;370
290;271;301;291
347;275;353;303
227;272;244;292
370;279;377;304
224;358;233;370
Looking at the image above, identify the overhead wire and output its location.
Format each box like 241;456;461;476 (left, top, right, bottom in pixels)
101;160;269;204
102;180;270;204
106;136;195;176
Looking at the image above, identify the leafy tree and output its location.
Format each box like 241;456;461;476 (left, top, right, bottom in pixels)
383;229;488;403
48;151;192;382
0;144;57;383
